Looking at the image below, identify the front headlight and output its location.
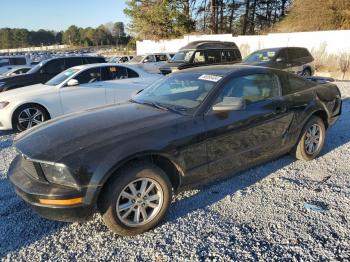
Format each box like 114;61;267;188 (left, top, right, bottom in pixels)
0;101;9;109
41;162;77;188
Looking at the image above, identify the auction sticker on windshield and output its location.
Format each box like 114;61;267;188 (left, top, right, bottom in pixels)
198;74;222;82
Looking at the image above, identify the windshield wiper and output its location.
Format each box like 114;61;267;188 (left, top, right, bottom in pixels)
130;99;184;115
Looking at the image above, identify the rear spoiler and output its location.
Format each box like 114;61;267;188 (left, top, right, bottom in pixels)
305;76;335;84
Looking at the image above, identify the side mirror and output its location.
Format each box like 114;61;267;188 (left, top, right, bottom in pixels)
143;59;149;63
212;97;246;112
276;57;284;63
67;79;79;87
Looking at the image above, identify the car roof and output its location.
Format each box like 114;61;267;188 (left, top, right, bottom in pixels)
172;64;282;76
0;55;27;59
254;47;308;52
180;41;238;50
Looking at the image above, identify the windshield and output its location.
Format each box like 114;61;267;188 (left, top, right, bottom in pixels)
130;55;145;63
46;68;79;86
244;50;276;63
170;51;194;63
133;73;221;112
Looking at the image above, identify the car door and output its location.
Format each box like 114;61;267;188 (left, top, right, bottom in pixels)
286;48;303;74
103;66;145;103
59;67;107;114
204;72;294;176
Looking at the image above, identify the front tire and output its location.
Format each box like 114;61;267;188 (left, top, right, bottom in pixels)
291;116;326;161
13;104;49;132
99;162;172;236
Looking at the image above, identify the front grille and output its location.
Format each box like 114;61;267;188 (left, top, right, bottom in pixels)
21;157;40;180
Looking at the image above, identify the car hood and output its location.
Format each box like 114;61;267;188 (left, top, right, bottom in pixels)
0;83;55;101
15;102;182;162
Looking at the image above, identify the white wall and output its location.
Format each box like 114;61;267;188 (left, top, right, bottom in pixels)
0;44;70;53
136;30;350;57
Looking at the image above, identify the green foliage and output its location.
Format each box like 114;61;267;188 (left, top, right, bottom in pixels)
124;0;194;40
0;21;133;49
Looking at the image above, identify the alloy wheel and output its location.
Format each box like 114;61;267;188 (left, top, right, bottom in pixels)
18;107;45;130
116;178;164;227
304;124;322;155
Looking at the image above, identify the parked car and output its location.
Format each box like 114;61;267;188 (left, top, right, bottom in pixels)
243;47;315;76
108;56;134;63
0;66;32;77
0;56;31;75
0;56;106;92
0;63;161;131
159;41;242;75
129;53;173;73
8;65;341;236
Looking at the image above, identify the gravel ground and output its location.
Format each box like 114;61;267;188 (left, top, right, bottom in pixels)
0;83;349;261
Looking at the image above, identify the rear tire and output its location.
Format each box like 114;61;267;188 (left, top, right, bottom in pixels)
99;162;172;236
13;104;49;132
291;116;326;161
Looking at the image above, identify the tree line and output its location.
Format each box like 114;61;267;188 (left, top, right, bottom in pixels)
0;22;130;49
124;0;292;40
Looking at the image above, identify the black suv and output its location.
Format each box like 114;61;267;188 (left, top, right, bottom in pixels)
0;56;106;92
243;47;315;76
159;41;242;75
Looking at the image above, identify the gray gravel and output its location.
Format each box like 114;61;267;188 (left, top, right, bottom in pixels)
1;83;350;261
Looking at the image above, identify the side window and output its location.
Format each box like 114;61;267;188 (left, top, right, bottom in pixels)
43;59;65;74
65;57;83;69
0;58;9;67
107;66;128;80
75;68;102;84
282;74;316;95
287;48;299;61
155;55;167;62
127;68;139;78
215;74;281;104
206;49;221;63
145;55;155;62
193;51;206;64
277;49;288;62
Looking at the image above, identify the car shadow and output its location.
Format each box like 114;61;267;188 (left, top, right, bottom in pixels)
0;98;349;257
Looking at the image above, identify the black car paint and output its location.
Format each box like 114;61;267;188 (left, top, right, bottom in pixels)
0;56;106;92
159;41;242;75
8;65;342;221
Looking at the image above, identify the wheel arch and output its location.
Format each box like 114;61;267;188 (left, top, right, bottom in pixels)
95;152;184;204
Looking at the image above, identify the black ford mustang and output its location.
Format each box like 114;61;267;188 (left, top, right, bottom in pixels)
9;65;342;236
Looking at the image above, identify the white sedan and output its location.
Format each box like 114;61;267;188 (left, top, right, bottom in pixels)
0;63;162;131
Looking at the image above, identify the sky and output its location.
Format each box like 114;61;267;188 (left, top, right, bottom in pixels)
0;0;129;31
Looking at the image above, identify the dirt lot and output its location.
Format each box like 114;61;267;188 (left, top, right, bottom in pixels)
0;82;349;261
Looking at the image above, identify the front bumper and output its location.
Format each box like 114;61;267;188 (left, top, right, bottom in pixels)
9;155;96;222
0;107;13;130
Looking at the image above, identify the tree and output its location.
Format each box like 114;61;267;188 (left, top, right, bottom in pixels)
63;25;81;45
124;0;193;40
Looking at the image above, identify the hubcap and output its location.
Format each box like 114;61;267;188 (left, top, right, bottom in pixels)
18;108;44;130
116;178;164;227
304;124;322;155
